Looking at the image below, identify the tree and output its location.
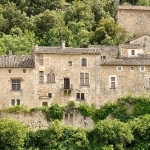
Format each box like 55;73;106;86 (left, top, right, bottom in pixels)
0;118;27;150
88;119;133;149
90;17;129;45
64;0;95;30
0;31;38;55
0;2;30;34
137;0;150;6
128;114;150;149
33;10;65;38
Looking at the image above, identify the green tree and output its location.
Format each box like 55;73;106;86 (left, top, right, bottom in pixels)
88;119;133;150
128;114;150;149
0;118;27;150
137;0;150;6
64;0;94;30
33;10;65;38
90;17;129;45
0;2;30;34
0;31;38;54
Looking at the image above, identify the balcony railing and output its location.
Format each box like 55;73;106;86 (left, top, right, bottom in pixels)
61;84;73;90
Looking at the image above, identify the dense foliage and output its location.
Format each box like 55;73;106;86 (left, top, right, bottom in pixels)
1;96;150;149
0;0;132;55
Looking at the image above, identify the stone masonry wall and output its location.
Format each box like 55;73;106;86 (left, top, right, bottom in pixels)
117;6;150;35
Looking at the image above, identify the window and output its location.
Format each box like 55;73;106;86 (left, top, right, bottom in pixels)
81;58;87;66
11;99;20;106
23;69;26;73
101;56;106;60
76;93;85;100
39;54;43;66
8;70;11;73
140;66;145;72
48;93;52;98
130;67;134;71
68;61;72;66
42;102;48;106
110;77;116;89
39;71;44;83
117;66;122;71
11;99;15;105
12;79;21;91
80;73;89;86
131;50;135;55
47;74;55;83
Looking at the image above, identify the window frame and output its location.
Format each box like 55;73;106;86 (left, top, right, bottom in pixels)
12;79;21;91
68;61;72;66
117;66;122;71
76;93;85;100
39;71;44;84
80;73;89;86
110;76;116;89
131;50;135;56
11;99;20;106
81;58;87;67
140;66;145;72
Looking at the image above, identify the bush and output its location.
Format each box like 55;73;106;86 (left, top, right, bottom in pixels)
79;103;93;117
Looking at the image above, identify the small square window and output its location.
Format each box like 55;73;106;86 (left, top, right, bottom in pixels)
117;66;122;71
16;99;20;105
48;93;52;98
23;69;26;73
101;56;106;59
76;93;85;100
140;66;145;71
8;70;11;73
131;50;135;55
130;67;134;71
68;61;72;66
11;99;15;106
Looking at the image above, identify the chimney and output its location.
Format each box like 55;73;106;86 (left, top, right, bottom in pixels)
62;41;65;50
9;50;12;56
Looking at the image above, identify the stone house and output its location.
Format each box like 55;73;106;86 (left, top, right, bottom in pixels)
1;6;150;108
1;34;150;108
116;6;150;35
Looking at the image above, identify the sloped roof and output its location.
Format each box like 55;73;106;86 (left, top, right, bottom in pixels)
100;58;150;66
0;55;34;68
120;44;141;49
117;6;150;11
34;45;119;57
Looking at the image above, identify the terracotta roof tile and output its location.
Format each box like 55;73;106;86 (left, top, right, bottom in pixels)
0;55;34;68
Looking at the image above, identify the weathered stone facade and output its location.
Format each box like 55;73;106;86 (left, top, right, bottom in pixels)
1;6;150;111
116;6;150;35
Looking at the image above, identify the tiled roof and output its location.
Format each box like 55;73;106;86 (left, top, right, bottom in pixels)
100;58;150;66
0;55;34;68
34;45;119;56
120;44;141;49
117;6;150;11
35;46;102;54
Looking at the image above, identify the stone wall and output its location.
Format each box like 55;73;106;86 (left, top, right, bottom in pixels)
116;6;150;35
98;65;150;106
0;110;94;130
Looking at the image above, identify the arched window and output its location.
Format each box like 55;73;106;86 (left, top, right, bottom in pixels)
81;58;87;66
42;102;48;106
51;74;55;83
47;73;55;83
47;74;51;83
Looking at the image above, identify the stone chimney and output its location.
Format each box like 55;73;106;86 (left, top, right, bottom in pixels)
9;50;12;56
62;41;65;50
